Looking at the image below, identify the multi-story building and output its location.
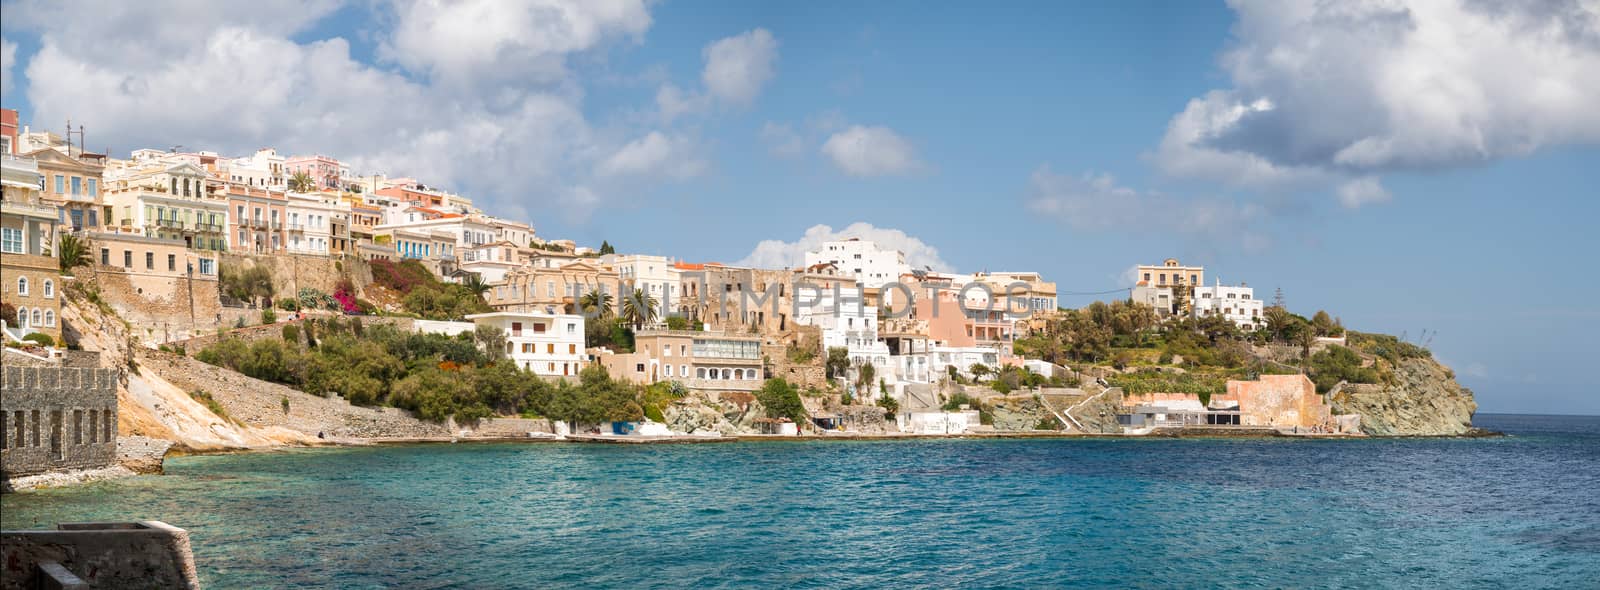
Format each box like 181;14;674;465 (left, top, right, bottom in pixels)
284;191;342;255
605;254;681;323
970;271;1057;316
2;152;63;340
222;183;288;254
1193;282;1264;331
459;240;521;284
803;238;911;288
597;329;765;391
224;148;287;189
0;108;17;155
466;311;586;378
28;147;107;232
1132;258;1206;315
101;161;228;251
484;216;535;249
488;258;621;315
285;154;347;191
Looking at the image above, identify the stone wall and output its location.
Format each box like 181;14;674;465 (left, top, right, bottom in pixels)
1;366;119;479
465;417;557;437
0;521;201;590
164;315;414;353
80;263;222;343
220;251;373;299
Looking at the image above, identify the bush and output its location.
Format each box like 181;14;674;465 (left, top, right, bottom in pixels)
261;308;277;324
755;378;807;423
1306;345;1381;393
22;332;55;347
665;316;689;331
876;394;899;418
277;299;300;312
282;324;301;344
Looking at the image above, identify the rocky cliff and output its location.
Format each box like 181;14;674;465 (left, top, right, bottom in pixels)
1330;357;1477;436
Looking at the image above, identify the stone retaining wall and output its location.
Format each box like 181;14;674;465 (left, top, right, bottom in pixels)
1;366;120;479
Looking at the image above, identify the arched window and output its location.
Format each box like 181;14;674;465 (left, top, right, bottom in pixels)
697;368;706;379
31;308;42;326
16;307;29;328
44;310;55;327
43;279;54;298
16;276;27;296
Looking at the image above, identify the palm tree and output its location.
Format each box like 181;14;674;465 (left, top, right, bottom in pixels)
288;171;315;192
579;290;615;319
621;290;659;329
57;233;92;274
461;274;490;298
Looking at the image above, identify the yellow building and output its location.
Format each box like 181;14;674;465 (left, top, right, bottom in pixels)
2;153;63;341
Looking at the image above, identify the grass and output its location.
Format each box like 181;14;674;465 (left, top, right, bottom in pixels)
190;389;232;423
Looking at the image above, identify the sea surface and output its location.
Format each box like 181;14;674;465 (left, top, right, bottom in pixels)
4;413;1598;589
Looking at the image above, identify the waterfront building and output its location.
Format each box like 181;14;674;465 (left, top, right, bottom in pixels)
1;152;63;340
459;240;521;284
596;329;764;391
466;311;586;378
605;254;681;323
284;191;342;256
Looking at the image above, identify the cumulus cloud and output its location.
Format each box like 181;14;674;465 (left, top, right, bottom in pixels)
701;28;778;105
596;131;705;180
4;0;715;221
737;222;953;272
0;37;15;100
1026;166;1268;250
380;0;651;86
1155;0;1600;204
821;125;922;177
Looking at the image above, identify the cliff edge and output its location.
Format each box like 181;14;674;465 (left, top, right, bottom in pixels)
1330;356;1477;436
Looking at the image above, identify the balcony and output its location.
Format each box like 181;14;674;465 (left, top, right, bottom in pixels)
195;222;224;233
287;223;306;232
270;221;283;230
154;218;186;230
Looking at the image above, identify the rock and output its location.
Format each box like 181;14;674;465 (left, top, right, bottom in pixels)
116;436;174;474
1331;357;1477;436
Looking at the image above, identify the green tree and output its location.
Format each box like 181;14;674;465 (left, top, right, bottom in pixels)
475;324;507;363
755;378;806;423
825;347;850;380
288;171;316;192
579;290;615;319
461;274;491;298
599;240;615;255
855;362;876;392
621;288;659;329
57;233;92;274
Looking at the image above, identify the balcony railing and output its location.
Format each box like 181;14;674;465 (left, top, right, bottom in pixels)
287;223;306;232
154;219;185;229
195;222;224;233
270;221;283;230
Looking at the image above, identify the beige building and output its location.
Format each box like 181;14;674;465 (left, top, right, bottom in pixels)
2;153;63;341
1133;258;1206;315
596;329;765;392
28;147;107;232
102;161;228;252
85;232;222;342
489;258;621;315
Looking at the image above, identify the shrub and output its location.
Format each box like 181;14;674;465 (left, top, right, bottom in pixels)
282;324;301;344
1306;345;1381;393
22;333;55;347
876;394;899;418
665;316;689;330
755;378;807;423
277;299;300;311
190;389;231;422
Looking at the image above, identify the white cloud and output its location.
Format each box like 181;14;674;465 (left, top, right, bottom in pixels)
0;37;15;100
1025;166;1267;249
654;83;704;123
1336;176;1391;208
380;0;651;86
701;28;778;105
737;222;953;272
596;131;705;180
759;122;806;158
1156;0;1600;201
820;125;922;177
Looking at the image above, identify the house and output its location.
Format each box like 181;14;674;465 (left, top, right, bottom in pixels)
220;183;288;254
803;238;911;289
466;311;587;378
2;152;63;341
100;162;228;252
27;147;107;232
488;259;621;315
596;329;764;392
1132;258;1206;315
1193;282;1264;330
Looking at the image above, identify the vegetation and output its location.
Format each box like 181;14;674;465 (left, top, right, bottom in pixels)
754;378;807;423
620;289;659;329
825;347;850;380
219;263;275;307
0;302;15;326
368;258;488;320
261;307;276;324
579;290;615;319
1107;370;1228;405
189;389;231;422
1305;345;1381;393
22;332;56;347
586;316;635;352
194;320;650;423
288;171;315;192
599;240;615;255
57;233;91;274
665;315;689;330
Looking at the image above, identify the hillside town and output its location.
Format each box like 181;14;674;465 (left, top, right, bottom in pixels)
3;108;1475;483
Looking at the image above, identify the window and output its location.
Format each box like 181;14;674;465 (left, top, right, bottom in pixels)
44;310;54;327
636;363;646;373
522;343;533;353
1191;274;1198;284
168;254;176;272
145;252;154;269
665;365;673;377
0;228;21;254
123;251;132;267
55;175;65;194
100;248;109;265
546;343;554;354
199;258;215;275
88;178;97;196
568;344;576;354
567;322;576;334
15;277;27;296
31;309;41;326
43;280;53;299
681;365;687;377
71;177;82;196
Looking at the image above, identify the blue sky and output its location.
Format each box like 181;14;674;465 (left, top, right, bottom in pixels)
2;1;1597;414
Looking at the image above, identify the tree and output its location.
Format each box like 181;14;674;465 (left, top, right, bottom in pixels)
579;290;615;319
855;362;877;393
621;288;659;329
57;233;91;274
970;363;993;381
825;347;850;380
220;263;275;307
475;324;506;363
288;171;316;192
599;240;615;255
461;274;490;298
755;378;806;423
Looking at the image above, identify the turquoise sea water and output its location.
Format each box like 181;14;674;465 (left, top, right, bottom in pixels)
4;413;1598;589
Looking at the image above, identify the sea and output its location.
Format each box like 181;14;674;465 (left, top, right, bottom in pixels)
3;413;1597;589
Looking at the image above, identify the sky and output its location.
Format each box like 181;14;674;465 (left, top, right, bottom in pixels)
1;0;1597;414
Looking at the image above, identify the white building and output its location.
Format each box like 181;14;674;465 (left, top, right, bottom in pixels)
224;148;287;190
794;285;890;369
459;240;521;283
803;238;911;288
466;311;587;378
284;191;342;255
605;254;681;321
1192;283;1264;331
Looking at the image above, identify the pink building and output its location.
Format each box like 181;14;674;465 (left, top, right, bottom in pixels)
285;155;346;191
221;182;288;254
